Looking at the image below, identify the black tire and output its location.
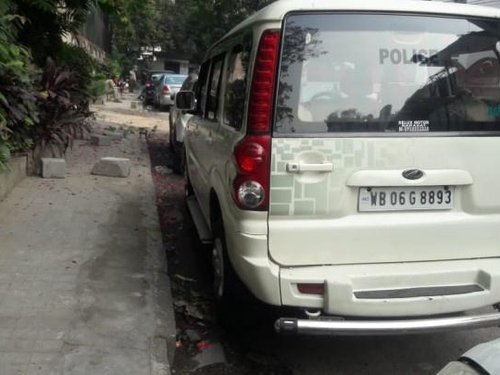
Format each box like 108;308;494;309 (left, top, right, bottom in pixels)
211;218;247;325
184;164;194;198
168;113;174;149
211;219;241;318
172;143;185;175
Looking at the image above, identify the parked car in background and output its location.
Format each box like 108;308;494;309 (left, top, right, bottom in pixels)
154;73;187;110
175;0;500;334
141;70;175;106
169;73;198;174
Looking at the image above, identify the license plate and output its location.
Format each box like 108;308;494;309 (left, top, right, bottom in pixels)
358;186;454;212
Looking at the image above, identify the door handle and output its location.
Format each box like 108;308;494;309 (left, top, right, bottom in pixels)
286;162;333;173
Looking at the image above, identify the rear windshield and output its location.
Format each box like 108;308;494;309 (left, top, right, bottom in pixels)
151;73;164;81
274;13;500;135
166;75;188;85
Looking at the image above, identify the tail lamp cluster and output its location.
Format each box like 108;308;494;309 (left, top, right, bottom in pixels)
162;85;171;95
232;30;280;211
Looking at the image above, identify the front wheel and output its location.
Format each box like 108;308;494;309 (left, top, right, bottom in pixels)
172;142;185;175
168;113;174;149
184;163;193;198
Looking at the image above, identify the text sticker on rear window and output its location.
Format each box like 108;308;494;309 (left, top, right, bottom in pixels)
398;120;430;132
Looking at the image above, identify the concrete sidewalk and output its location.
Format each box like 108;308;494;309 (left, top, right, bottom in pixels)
0;123;175;374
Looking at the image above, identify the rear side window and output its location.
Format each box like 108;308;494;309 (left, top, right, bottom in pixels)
181;74;198;91
196;61;210;114
224;42;251;129
165;75;188;85
275;13;500;135
206;55;224;120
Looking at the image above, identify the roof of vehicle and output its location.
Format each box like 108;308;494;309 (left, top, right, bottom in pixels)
147;70;176;75
225;0;500;39
148;69;175;72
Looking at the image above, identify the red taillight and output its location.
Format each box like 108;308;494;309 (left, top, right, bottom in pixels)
162;85;171;94
231;30;280;211
232;135;270;210
297;283;325;295
234;137;267;174
248;30;280;134
146;81;152;87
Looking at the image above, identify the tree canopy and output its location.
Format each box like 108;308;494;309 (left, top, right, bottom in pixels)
159;0;274;62
104;0;275;72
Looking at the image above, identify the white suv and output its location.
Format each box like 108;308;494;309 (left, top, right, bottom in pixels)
175;0;500;335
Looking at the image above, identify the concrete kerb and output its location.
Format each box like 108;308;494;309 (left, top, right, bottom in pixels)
88;118;177;374
142;164;176;375
92;117;176;374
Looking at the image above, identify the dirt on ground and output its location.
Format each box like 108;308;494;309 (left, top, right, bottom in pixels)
90;96;292;374
145;128;293;375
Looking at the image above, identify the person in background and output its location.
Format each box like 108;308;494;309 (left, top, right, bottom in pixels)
129;69;137;92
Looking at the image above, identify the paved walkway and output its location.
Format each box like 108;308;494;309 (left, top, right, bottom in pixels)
0;116;174;374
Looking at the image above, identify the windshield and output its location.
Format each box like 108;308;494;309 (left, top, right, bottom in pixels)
151;73;164;81
275;13;500;135
166;75;188;85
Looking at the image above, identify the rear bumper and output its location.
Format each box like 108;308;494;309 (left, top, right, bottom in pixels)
275;311;500;336
159;95;174;106
280;258;500;317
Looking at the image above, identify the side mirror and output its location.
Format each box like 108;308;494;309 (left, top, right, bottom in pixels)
175;91;195;111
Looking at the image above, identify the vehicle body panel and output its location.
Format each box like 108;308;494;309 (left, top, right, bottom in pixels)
183;0;500;328
268;137;500;266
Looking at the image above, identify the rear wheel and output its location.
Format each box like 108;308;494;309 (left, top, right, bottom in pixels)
211;218;245;322
210;217;269;330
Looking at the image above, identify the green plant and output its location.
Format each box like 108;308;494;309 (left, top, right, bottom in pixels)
88;76;107;100
13;0;96;67
33;58;91;166
0;0;38;171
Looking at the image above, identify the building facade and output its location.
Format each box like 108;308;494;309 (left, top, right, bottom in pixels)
63;5;110;62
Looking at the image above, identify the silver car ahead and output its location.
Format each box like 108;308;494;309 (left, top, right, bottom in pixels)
154;73;187;109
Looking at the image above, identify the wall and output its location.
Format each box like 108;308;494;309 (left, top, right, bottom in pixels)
63;5;109;62
0;156;27;201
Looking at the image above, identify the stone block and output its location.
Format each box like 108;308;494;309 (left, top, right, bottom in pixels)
41;158;66;179
103;131;123;141
91;157;130;178
90;134;111;146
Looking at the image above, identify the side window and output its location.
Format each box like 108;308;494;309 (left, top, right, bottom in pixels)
196;61;210;114
206;55;224;120
223;43;251;129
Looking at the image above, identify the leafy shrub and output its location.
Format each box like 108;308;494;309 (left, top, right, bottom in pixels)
32;58;91;170
55;43;96;107
88;75;107;101
0;0;38;171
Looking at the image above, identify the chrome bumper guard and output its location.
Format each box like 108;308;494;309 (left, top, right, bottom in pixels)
275;312;500;336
